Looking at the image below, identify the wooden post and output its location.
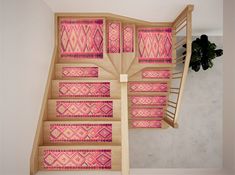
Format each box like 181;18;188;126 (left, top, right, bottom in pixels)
120;74;130;175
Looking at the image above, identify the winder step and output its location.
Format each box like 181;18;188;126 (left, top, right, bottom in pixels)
38;146;121;171
55;63;116;80
43;121;121;145
47;99;121;121
52;80;120;99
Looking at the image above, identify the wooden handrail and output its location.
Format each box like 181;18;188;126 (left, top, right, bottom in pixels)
120;74;130;175
172;5;194;125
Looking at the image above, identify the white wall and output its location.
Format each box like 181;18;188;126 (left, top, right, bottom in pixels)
44;0;223;36
1;0;53;174
0;0;3;174
223;1;235;175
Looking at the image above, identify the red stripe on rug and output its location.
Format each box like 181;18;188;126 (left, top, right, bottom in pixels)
56;101;113;118
58;82;110;97
43;149;112;170
49;124;112;142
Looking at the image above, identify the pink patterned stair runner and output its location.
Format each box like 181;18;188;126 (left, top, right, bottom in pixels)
56;101;113;118
138;28;172;63
107;22;120;53
50;124;112;142
43;149;111;170
59;82;110;97
62;67;98;78
131;96;167;106
142;70;171;79
123;25;134;52
60;19;103;58
129;82;168;92
131;108;164;119
131;120;162;128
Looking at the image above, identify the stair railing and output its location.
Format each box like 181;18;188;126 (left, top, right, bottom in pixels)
164;5;194;128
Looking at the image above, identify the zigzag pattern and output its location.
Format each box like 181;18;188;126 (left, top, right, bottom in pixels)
131;108;164;118
129;82;168;92
142;70;171;79
62;67;98;78
59;82;110;97
131;120;162;128
131;96;167;106
49;124;112;142
43;149;112;170
60;19;103;58
56;101;113;118
123;25;134;52
138;28;172;63
107;22;120;53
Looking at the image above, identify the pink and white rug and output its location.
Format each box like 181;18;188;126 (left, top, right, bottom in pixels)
62;67;98;78
138;28;172;63
129;82;168;92
56;101;113;118
43;149;111;170
131;120;162;128
142;70;171;79
131;96;167;106
59;82;110;97
49;124;112;142
60;19;103;58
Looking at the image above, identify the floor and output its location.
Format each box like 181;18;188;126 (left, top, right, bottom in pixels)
129;36;223;168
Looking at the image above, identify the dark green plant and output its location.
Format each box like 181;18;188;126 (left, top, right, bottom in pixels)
183;34;223;72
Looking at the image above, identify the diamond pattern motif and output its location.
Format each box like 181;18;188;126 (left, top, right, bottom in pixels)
43;150;111;170
131;96;167;106
123;25;134;52
131;120;162;128
56;101;113;118
138;28;172;63
107;22;120;53
60;19;103;58
59;82;110;97
142;70;171;79
62;67;98;78
131;108;164;118
129;82;168;92
50;124;112;142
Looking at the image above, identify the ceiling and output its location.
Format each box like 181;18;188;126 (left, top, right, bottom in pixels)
44;0;223;36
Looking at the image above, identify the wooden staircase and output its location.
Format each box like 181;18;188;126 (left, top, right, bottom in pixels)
31;5;193;175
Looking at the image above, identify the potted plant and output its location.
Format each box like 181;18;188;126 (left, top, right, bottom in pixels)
183;34;223;72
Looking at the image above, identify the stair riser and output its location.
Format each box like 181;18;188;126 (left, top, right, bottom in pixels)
129;96;168;106
52;81;120;98
47;100;121;121
39;146;121;171
44;122;121;144
55;64;116;80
